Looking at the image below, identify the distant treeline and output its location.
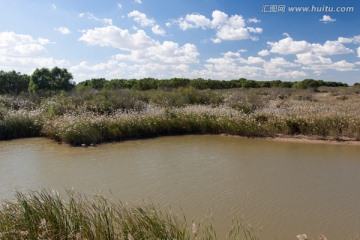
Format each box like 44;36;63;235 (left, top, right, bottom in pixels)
0;68;355;94
77;77;349;91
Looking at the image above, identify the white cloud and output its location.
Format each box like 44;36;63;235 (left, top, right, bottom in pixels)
216;26;249;41
354;36;360;44
247;27;263;34
151;25;166;36
200;52;263;79
0;31;69;73
128;11;166;36
268;36;310;54
213;13;258;41
79;26;157;51
320;15;336;23
211;10;228;27
55;27;71;35
311;40;353;55
176;10;262;42
338;35;360;44
240;56;265;65
268;35;353;55
128;10;155;27
265;57;298;68
38;38;52;45
295;52;356;72
71;41;199;80
190;51;304;80
247;18;261;23
277;71;307;79
178;13;211;30
338;37;353;43
0;32;48;57
357;47;360;58
295;52;332;66
114;41;199;64
51;4;56;10
117;3;122;9
331;60;356;71
134;0;142;4
258;50;269;56
211;38;222;44
79;12;113;26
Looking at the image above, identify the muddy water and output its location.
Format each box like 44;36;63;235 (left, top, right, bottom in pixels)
1;135;360;239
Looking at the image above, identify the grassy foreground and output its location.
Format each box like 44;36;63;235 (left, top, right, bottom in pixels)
0;190;261;240
1;87;360;145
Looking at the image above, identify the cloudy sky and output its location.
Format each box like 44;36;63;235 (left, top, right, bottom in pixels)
0;0;359;83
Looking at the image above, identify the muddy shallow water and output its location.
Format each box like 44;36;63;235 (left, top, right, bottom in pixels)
1;135;359;239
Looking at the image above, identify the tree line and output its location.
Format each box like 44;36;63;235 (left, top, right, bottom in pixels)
0;67;354;94
0;67;74;94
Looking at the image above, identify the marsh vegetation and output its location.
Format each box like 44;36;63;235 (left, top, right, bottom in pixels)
1;85;359;145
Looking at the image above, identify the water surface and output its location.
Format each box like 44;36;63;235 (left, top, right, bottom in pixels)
1;136;360;239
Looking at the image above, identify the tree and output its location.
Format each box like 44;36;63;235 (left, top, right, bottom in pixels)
29;67;74;92
50;67;74;91
0;70;29;94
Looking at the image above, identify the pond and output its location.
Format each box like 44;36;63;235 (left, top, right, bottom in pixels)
1;135;359;239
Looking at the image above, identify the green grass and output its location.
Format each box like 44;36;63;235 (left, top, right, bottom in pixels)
0;189;261;240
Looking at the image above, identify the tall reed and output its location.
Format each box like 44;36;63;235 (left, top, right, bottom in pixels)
0;189;261;240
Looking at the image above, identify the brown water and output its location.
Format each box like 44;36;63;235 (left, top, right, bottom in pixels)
1;135;360;239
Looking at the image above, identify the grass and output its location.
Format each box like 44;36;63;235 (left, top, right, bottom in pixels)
0;87;360;145
0;189;261;240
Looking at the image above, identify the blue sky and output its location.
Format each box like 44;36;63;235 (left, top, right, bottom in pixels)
0;0;359;83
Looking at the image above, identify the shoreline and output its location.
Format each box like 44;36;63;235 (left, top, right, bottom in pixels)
220;134;360;146
1;133;360;146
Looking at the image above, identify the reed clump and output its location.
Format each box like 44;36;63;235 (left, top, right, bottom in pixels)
0;189;261;240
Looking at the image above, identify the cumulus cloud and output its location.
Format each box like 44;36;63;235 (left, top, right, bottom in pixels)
277;71;307;79
295;52;356;72
247;18;261;23
74;25;200;80
357;47;360;58
268;35;353;55
117;3;122;9
134;0;142;4
79;26;157;51
266;34;358;73
337;37;353;44
114;41;199;64
128;11;155;27
240;56;265;65
178;13;211;30
55;27;70;35
175;10;262;42
312;40;353;55
0;32;48;57
51;4;57;10
128;10;166;36
258;50;269;56
337;35;360;44
76;25;358;81
202;52;305;80
320;15;336;23
0;31;68;73
79;12;113;25
268;36;311;54
151;25;166;36
71;41;199;80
